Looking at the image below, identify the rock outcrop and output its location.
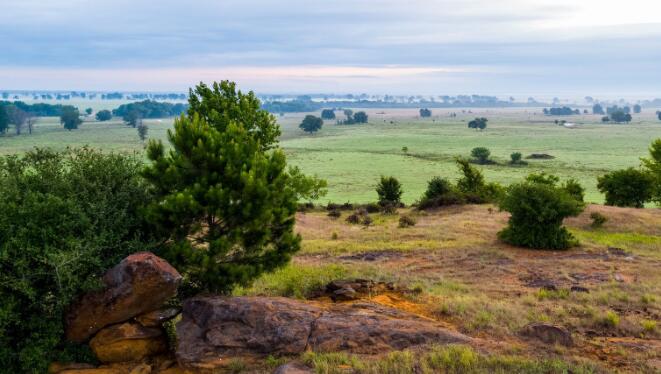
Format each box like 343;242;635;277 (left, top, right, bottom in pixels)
66;252;182;342
521;322;573;347
89;322;168;363
176;296;470;369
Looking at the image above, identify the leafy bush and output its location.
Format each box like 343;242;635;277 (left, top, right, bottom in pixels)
470;147;492;164
590;212;608;228
399;215;417;228
456;158;485;194
95;109;112;121
562;178;585;202
498;179;585;249
0;148;158;373
456;158;504;203
320;109;335;120
467;117;487;130
143;81;302;294
376;176;403;205
424;177;453;200
597;168;654;208
509;152;527;165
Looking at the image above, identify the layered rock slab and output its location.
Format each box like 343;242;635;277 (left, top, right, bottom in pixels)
176;296;470;368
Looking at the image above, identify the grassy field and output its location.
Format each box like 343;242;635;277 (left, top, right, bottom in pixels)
1;107;660;204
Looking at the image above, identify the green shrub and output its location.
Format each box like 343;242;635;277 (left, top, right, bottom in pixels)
562;178;585;202
423;177;453;200
509;152;527;165
0;148;158;373
597;168;654;208
376;176;403;205
498;179;584;249
598;310;620;328
590;212;608;228
470;147;492;164
456;158;486;195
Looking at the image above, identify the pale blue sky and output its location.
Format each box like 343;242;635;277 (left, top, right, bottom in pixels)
1;0;660;96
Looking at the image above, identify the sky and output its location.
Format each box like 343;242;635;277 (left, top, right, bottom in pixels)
1;0;661;97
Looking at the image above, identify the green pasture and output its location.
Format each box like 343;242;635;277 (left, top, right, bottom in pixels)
1;107;660;204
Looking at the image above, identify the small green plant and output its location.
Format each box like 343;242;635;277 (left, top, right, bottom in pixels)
331;232;338;240
599;310;621;328
226;358;247;373
399;215;417;228
590;212;608;228
470;147;492;164
641;319;657;332
509;152;527;165
376;176;403;206
402;146;408;153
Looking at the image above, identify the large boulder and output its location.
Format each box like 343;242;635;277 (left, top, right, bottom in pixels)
89;322;168;363
176;296;469;369
66;252;182;342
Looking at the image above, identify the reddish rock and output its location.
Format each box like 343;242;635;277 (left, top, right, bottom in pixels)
66;252;182;342
176;296;469;369
49;362;95;373
521;322;573;346
90;322;167;363
135;308;180;327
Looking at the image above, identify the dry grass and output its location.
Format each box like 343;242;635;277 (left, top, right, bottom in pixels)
280;204;661;372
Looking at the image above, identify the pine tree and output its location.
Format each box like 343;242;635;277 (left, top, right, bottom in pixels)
142;81;301;293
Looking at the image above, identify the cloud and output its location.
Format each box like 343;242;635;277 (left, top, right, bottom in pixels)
1;0;661;94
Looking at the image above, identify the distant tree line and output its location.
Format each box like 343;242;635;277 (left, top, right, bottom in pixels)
543;107;580;115
1;100;71;116
112;100;187;120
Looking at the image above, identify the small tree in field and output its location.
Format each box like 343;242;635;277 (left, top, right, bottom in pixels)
468;117;487;130
470;147;492;164
60;106;82;130
597;168;654;208
510;152;526;165
299;115;323;134
353;111;368;123
498;180;584;249
419;108;432;117
143;81;303;294
376;176;403;206
85;107;93;115
321;109;335;120
137;122;148;142
95;109;112;121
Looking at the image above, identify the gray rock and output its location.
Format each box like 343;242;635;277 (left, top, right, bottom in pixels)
176;296;470;369
521;322;573;346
